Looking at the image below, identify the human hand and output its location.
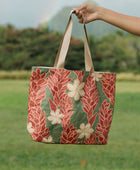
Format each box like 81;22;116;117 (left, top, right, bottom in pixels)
73;3;100;24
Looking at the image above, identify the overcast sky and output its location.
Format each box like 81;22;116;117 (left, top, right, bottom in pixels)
1;0;140;28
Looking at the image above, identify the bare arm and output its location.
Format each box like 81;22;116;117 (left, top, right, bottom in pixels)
73;3;140;36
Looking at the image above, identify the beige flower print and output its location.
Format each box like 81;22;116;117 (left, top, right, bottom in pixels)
77;123;94;139
27;122;34;134
67;79;85;101
43;136;53;143
91;72;102;81
48;109;64;125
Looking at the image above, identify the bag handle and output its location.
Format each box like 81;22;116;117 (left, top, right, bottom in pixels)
54;10;94;72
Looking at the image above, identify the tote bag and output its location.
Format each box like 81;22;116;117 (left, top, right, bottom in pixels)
27;11;116;145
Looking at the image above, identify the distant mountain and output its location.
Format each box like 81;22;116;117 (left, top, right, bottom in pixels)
47;4;121;38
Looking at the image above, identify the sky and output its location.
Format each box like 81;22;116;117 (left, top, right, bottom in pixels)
1;0;140;28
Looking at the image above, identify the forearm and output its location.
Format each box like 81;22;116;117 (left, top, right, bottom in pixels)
99;7;140;36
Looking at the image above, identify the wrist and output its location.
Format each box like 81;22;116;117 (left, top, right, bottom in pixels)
97;6;105;20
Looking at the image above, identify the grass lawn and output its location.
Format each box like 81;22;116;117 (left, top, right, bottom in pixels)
0;80;140;170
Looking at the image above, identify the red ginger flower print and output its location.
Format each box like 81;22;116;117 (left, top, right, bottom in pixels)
60;124;79;144
47;69;74;129
27;111;50;142
28;90;46;108
101;73;116;106
74;72;99;144
28;69;51;143
60;95;74;129
81;134;99;145
30;69;47;92
96;100;113;144
81;73;99;127
46;69;78;142
47;69;71;98
73;71;85;82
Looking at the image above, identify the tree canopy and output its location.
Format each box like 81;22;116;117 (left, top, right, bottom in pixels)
0;25;140;73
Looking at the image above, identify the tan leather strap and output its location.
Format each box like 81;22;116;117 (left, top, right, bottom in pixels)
54;11;94;72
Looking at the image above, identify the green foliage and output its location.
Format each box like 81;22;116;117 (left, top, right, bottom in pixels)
94;32;139;72
0;25;140;73
0;80;140;169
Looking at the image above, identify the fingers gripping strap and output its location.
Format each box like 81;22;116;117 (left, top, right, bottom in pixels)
54;11;94;72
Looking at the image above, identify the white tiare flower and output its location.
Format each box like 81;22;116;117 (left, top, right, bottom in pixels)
67;79;85;101
48;109;64;125
27;122;34;134
77;123;94;139
43;136;53;143
91;72;102;81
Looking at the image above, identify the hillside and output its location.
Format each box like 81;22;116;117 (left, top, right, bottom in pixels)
47;5;121;38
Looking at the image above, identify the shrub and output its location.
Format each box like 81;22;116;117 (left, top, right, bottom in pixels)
0;70;31;80
0;71;140;81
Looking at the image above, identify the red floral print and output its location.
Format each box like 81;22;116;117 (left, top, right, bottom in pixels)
27;111;50;142
60;124;79;144
27;68;115;145
60;95;74;128
101;73;116;106
96;100;113;144
73;71;85;83
82;134;99;145
30;68;47;92
48;99;64;125
47;69;71;99
81;73;99;127
46;69;79;143
46;69;73;128
27;69;51;143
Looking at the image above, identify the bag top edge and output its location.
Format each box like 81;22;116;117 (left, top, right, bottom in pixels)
32;66;116;75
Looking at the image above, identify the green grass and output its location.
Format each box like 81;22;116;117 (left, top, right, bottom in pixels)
0;80;140;170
